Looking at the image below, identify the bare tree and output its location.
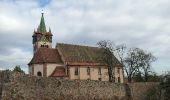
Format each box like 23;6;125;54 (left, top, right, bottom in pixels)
97;40;156;83
115;44;127;81
123;48;156;82
123;48;142;82
138;51;156;82
97;40;118;82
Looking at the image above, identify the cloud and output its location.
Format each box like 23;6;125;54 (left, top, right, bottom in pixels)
0;0;170;74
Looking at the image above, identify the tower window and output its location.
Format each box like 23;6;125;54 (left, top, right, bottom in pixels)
41;45;49;48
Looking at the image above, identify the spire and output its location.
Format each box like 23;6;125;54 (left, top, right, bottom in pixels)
39;13;47;33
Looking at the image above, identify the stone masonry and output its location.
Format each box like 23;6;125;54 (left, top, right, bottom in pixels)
0;73;159;100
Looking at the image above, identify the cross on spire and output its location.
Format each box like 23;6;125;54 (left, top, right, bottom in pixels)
39;12;47;33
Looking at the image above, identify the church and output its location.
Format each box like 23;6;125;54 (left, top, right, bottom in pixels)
28;13;124;83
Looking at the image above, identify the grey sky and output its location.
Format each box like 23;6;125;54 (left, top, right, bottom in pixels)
0;0;170;74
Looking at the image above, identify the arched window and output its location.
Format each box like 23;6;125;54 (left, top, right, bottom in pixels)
87;67;90;75
118;77;120;83
75;67;78;75
37;71;42;76
98;67;101;75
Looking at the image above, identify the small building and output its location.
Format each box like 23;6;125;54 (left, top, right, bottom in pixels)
28;13;124;83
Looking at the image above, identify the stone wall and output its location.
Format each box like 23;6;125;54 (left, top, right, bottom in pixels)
128;82;160;100
0;74;159;100
1;76;127;100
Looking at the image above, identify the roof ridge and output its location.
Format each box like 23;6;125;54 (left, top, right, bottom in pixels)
56;42;99;49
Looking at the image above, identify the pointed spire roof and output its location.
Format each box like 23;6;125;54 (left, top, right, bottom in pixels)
39;13;47;33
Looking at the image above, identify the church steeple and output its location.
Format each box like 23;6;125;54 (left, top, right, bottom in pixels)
39;13;47;33
32;13;53;53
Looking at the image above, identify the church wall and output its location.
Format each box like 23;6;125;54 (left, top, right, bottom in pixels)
90;67;98;80
101;68;109;81
114;67;124;83
69;66;109;81
79;67;90;80
69;67;79;79
46;63;64;77
33;64;44;76
90;67;108;81
31;64;123;83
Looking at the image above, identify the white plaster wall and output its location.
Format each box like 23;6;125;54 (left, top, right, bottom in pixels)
101;68;109;81
46;63;64;77
69;66;109;81
91;68;98;80
79;67;90;80
33;64;43;76
70;67;79;79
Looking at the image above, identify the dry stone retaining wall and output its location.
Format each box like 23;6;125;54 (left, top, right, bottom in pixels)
1;75;159;100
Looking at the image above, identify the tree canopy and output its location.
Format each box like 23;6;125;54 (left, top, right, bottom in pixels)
13;65;25;73
97;40;157;83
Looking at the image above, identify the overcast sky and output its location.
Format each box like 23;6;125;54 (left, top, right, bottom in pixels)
0;0;170;74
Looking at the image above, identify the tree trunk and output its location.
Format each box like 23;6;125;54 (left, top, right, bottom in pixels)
128;76;132;83
108;67;113;82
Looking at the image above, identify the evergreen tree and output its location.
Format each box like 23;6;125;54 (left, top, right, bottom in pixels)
13;65;25;73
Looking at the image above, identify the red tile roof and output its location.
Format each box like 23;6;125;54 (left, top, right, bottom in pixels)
57;43;121;65
50;67;65;77
29;43;121;67
28;48;63;65
57;43;102;63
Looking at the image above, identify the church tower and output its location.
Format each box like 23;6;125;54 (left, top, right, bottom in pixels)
32;13;53;53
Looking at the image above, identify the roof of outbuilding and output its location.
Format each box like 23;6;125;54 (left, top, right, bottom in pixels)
28;48;63;65
50;67;66;77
